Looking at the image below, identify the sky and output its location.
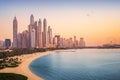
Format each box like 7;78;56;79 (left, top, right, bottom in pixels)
0;0;120;46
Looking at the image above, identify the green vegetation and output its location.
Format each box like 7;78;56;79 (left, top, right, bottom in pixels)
0;48;53;69
0;73;28;80
0;57;21;69
0;48;69;59
0;48;67;69
0;48;47;58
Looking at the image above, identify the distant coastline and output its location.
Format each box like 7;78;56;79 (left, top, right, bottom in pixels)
1;47;120;58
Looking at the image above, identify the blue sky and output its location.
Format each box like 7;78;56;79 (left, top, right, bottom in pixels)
1;0;120;8
0;0;120;17
1;0;120;13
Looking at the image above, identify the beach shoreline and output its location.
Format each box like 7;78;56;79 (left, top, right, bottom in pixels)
0;51;56;80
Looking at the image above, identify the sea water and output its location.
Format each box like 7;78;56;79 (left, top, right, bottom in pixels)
30;49;120;80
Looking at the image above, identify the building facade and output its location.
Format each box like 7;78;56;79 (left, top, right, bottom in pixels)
5;39;11;49
38;19;42;48
31;29;35;48
13;16;18;48
48;26;53;47
43;18;47;48
17;33;22;48
79;37;85;48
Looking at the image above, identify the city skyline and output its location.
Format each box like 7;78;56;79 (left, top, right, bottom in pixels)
11;14;85;49
0;0;120;46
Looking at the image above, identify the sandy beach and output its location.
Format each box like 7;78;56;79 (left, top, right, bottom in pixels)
0;51;55;80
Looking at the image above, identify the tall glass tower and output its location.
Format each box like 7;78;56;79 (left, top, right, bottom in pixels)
30;14;34;25
13;16;18;48
38;19;42;48
43;18;47;47
28;14;34;48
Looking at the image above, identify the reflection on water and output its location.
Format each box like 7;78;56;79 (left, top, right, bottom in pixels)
30;49;120;80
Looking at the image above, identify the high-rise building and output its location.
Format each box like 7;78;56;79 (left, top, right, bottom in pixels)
17;33;22;48
48;26;52;44
38;19;42;48
42;32;44;47
13;16;18;48
43;18;47;48
54;35;60;48
21;30;29;48
26;31;30;48
28;14;35;48
79;37;85;48
48;26;53;47
30;14;34;25
28;24;32;48
0;40;4;49
73;36;78;48
5;39;11;49
59;38;64;48
31;29;35;48
68;38;73;48
33;21;38;48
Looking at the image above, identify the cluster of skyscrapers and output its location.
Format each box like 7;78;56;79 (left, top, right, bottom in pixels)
13;14;85;49
53;36;86;48
0;14;85;49
13;14;53;48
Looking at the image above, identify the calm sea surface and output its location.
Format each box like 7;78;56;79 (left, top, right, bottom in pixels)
30;49;120;80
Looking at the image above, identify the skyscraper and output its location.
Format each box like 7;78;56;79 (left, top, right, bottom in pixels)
0;40;4;49
48;26;52;47
43;18;47;48
17;33;22;48
13;16;18;48
73;36;79;48
54;35;60;48
5;39;11;49
33;21;38;48
38;19;42;48
31;29;35;48
30;14;34;25
26;30;30;48
79;37;85;48
21;30;29;48
28;24;32;48
28;14;35;48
